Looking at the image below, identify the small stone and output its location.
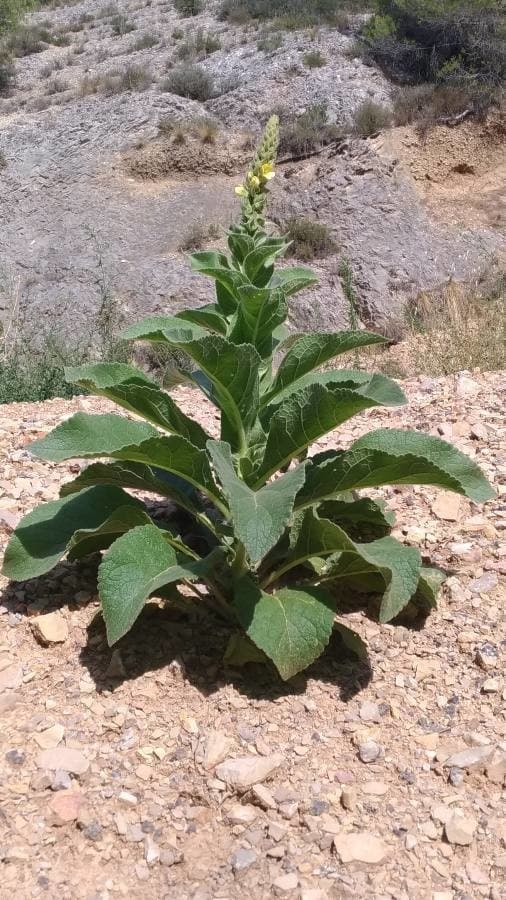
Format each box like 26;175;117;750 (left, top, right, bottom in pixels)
444;745;494;770
216;754;283;790
300;891;327;900
34;723;65;750
0;663;23;692
482;678;499;693
160;848;183;867
358;740;381;763
144;835;160;866
273;872;299;892
82;822;102;841
31;612;68;645
250;783;276;809
445;811;477;846
118;790;138;805
226;804;258;825
333;831;389;864
431;803;453;825
48;791;83;826
432;494;461;522
485;752;506;785
51;769;72;791
5;749;25;766
36;747;89;776
465;862;488;885
456;375;480;398
470;573;498;594
359;701;382;723
405;834;417;851
449;767;464;787
203;729;233;770
231;847;257;872
362;780;388;797
341;787;357;810
126;824;145;843
475;644;498;669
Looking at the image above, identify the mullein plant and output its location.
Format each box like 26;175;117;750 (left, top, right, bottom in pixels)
2;118;494;679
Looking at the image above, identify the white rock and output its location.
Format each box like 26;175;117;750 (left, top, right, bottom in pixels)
359;701;381;723
445;811;477;846
144;835;160;866
36;747;89;776
444;745;494;770
216;754;283;790
358;740;381;763
226;804;258;825
31;611;68;645
203;729;233;770
34;724;65;750
333;831;389;864
273;873;299;892
432;494;461;522
250;783;277;809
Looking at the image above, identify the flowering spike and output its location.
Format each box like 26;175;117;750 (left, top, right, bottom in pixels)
235;116;280;237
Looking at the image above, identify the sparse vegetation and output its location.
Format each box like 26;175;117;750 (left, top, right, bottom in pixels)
6;23;51;56
179;220;220;250
176;28;221;59
46;75;68;93
162;63;213;100
284;216;338;260
158;115;219;144
0;149;7;169
111;13;135;35
278;103;343;157
392;82;498;127
257;31;283;53
353;99;391;136
79;64;152;96
132;32;159;51
219;0;364;28
303;49;326;68
174;0;204;16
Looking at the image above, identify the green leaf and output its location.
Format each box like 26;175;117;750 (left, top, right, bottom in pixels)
98;524;223;644
207;440;306;564
65;363;210;449
189;251;244;312
318;498;396;532
270;266;319;297
264;331;387;403
349;536;421;623
121;316;205;343
152;333;261;453
333;622;368;661
223;633;267;667
67;505;152;560
2;486;144;581
234;578;336;680
297;428;495;509
175;305;228;335
30;413;157;462
59;461;206;520
254;384;386;485
228;285;288;359
415;566;445;610
262;370;406;418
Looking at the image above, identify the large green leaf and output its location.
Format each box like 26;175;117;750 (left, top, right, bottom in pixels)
59;461;207;520
296;428;494;509
189;251;245;312
148;333;261;453
270;267;319;297
318;498;396;534
228;286;288;359
65;363;210;449
264;331;387;404
254;384;387;485
261;370;406;419
121;316;205;343
30;413;157;462
207;440;306;564
67;505;152;560
234;578;336;680
2;486;144;580
98;524;224;644
175;305;228;335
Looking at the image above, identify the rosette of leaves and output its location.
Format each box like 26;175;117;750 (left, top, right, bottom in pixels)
2;119;494;680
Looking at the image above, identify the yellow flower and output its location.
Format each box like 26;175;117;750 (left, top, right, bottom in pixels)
259;162;275;181
235;185;247;197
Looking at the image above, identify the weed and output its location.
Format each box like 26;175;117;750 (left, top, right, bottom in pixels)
111;14;135;35
46;76;68;93
179;220;220;250
7;24;51;57
173;0;203;16
257;31;283;53
162;63;213;100
353;99;391;136
132;32;159;50
284;216;338;260
303;49;326;68
0;150;7;170
278;103;343;157
176;28;221;59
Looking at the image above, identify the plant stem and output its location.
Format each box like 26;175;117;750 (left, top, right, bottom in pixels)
231;542;248;579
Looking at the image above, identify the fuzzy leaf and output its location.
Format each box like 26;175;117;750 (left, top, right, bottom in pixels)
99;524;223;644
270;266;318;296
121;316;205;343
207;440;306;563
30;413;157;462
318;498;396;532
65;363;210;448
262;370;406;419
333;622;368;661
229;286;288;359
254;384;386;484
223;633;267;666
297;428;494;508
67;505;152;560
175;305;228;335
265;331;387;403
416;566;445;610
2;486;144;580
234;578;336;680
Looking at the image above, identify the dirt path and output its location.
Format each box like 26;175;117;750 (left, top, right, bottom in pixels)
0;373;505;898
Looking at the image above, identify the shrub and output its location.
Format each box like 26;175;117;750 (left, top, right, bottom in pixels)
46;75;68;93
158;115;219;143
303;49;326;68
2;116;493;682
178;220;220;250
133;32;159;50
176;28;221;59
257;31;283;53
7;24;51;56
174;0;203;16
393;82;497;126
119;64;151;91
0;50;14;93
219;0;363;28
0;149;7;169
285;217;338;260
0;0;34;34
111;14;135;35
162;63;213;100
353;99;391;136
278;103;343;157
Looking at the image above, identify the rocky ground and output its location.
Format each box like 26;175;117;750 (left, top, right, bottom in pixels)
0;370;505;899
0;0;504;339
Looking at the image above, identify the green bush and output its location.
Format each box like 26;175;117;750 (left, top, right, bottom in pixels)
393;82;497;126
162;63;213;100
0;48;14;92
363;0;505;86
353;99;391;135
1;117;494;681
303;49;327;68
174;0;203;16
285;217;338;260
175;28;221;59
220;0;363;28
7;23;51;56
111;14;135;36
278;103;343;157
132;32;159;50
0;0;34;34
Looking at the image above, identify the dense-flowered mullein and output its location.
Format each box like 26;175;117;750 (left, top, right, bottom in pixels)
235;115;279;236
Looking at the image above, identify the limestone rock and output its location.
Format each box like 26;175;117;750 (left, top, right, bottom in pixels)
36;747;90;776
444;812;477;846
333;831;389;864
31;611;68;645
216;754;283;790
